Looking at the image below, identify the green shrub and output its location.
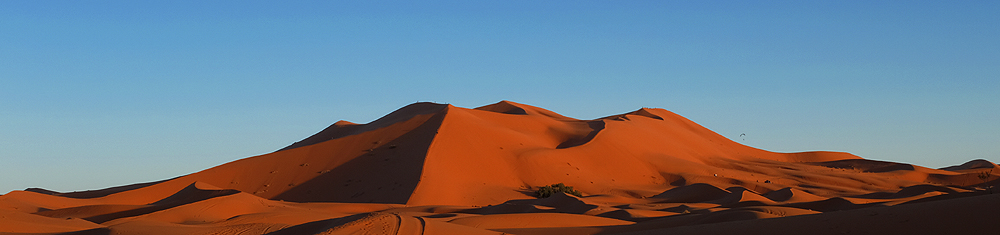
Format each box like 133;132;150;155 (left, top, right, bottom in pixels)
535;183;583;198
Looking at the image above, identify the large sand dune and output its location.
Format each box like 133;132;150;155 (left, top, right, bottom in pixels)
3;101;997;234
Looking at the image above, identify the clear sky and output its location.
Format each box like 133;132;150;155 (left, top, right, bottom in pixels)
2;1;998;194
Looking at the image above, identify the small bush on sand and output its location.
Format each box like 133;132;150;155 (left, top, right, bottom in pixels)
979;170;993;194
535;183;583;198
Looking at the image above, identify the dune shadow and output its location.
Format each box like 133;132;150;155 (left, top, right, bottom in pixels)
26;179;170;199
265;213;376;235
557;121;606;149
784;197;879;212
473;101;528;115
940;159;996;171
278;102;448;152
853;184;959;199
35;182;240;224
59;228;111;235
273;110;446;203
809;159;915;173
652;183;730;203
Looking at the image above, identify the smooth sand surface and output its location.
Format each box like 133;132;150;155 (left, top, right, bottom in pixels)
3;101;997;234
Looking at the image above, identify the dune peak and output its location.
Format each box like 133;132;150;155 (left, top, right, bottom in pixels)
277;102;449;151
940;159;997;171
474;100;575;120
474;100;529;115
602;108;666;121
333;120;358;126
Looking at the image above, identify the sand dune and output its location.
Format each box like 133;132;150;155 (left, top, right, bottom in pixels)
3;101;997;234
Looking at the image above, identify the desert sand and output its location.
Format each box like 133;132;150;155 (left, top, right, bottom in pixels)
2;101;997;234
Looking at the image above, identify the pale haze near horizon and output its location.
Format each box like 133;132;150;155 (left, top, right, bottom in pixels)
2;1;997;194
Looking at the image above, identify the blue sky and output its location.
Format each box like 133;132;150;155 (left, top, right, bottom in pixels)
2;1;998;193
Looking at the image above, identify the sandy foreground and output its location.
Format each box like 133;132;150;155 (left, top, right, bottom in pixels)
3;101;998;235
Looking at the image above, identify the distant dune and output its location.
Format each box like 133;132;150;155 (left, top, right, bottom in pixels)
3;101;997;234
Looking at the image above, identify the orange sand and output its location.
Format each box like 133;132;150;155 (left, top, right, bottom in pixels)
2;101;997;234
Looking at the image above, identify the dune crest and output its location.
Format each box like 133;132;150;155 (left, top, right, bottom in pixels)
4;101;996;234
